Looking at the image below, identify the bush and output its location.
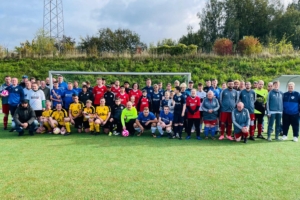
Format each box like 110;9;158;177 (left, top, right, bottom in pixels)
213;38;233;55
238;36;262;55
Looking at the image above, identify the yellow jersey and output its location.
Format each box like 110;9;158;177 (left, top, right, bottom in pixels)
42;109;53;118
69;101;84;117
51;109;68;125
95;105;111;121
82;106;95;121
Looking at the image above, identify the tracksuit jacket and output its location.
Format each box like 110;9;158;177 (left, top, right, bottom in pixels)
14;105;36;125
239;89;256;114
220;88;239;112
283;91;300;115
201;97;220;121
232;108;250;133
266;89;283;114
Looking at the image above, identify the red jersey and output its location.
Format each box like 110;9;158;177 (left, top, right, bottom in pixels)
117;92;129;105
129;89;142;105
186;96;201;118
111;86;121;95
138;97;150;112
93;85;107;105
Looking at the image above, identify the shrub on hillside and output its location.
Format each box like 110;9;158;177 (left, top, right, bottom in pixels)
213;38;233;55
238;36;262;55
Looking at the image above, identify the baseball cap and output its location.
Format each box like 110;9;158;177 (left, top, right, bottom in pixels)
22;75;28;79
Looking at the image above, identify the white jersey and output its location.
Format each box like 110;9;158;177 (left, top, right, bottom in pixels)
27;90;45;110
197;91;207;111
23;88;32;99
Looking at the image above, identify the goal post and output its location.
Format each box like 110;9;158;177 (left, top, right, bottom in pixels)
49;71;192;89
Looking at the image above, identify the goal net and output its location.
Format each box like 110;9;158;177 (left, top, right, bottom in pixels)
48;71;192;89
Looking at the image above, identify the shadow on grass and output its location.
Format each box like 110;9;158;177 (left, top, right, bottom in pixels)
0;124;272;148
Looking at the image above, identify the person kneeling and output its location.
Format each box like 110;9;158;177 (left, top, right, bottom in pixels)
14;99;37;136
36;100;53;134
48;103;71;136
232;102;250;143
157;105;173;138
94;98;112;135
134;107;158;137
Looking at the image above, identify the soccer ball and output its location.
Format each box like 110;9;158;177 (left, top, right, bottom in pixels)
1;90;9;97
53;127;61;134
122;130;129;137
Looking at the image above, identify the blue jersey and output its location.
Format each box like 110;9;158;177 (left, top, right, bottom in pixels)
158;89;164;97
151;92;162;110
7;85;24;106
161;99;169;108
137;112;156;124
185;88;192;96
0;83;11;104
181;91;189;99
142;86;154;98
59;82;68;91
159;110;173;125
74;87;82;94
63;89;78;110
210;87;222;99
51;88;64;107
173;94;186;114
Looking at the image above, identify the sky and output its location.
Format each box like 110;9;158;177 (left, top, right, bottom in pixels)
0;0;293;50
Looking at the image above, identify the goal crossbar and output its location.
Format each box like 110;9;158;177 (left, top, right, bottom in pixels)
49;71;191;89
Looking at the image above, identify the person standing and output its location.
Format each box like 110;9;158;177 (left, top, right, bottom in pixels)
92;78;107;107
104;85;115;108
239;82;256;140
254;80;268;139
185;80;194;96
50;81;64;108
26;82;46;119
201;91;220;139
142;78;154;98
0;76;11;130
7;77;25;132
172;86;186;140
39;81;50;101
266;81;283;141
79;85;93;105
57;75;68;91
186;89;201;140
281;82;300;142
219;80;239;140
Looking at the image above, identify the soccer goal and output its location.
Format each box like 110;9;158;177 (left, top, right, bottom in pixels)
48;71;192;89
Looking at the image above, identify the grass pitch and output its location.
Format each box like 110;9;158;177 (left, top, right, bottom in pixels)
0;114;299;199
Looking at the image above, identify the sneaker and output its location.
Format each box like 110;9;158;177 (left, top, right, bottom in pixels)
152;134;156;138
186;136;191;140
196;136;202;140
113;131;117;135
281;135;287;141
9;129;15;132
219;135;224;140
226;135;233;141
176;133;179;138
267;137;272;142
137;132;142;137
108;132;112;136
115;132;120;136
249;136;255;141
64;132;70;136
293;137;298;142
257;135;265;139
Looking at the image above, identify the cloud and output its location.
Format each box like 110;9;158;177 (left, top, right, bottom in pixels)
0;0;293;50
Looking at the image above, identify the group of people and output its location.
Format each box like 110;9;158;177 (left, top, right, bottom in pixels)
1;75;299;143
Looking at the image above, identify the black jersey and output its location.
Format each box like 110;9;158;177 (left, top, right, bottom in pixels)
173;94;186;114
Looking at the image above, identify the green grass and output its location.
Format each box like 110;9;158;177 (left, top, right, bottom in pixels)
0;114;300;199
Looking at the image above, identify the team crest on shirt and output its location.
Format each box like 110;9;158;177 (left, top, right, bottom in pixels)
225;93;227;95
232;93;235;97
150;90;152;92
110;95;113;97
292;96;295;99
243;112;246;115
15;89;18;91
178;98;181;101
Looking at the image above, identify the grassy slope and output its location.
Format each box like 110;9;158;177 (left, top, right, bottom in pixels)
0;114;299;199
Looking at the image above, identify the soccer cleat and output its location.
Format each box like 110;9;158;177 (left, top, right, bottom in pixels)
226;135;233;141
152;134;157;138
176;133;179;138
95;132;100;136
9;129;15;132
64;132;70;136
108;132;112;136
219;135;224;140
249;136;255;141
257;135;265;139
281;135;287;141
244;137;248;143
185;136;191;140
196;136;202;140
267;137;272;142
293;137;298;142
